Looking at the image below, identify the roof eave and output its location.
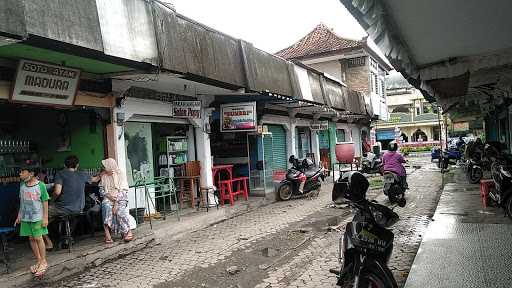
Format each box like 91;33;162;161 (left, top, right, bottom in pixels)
289;45;364;62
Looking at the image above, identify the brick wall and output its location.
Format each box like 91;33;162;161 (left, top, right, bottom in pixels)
341;57;370;94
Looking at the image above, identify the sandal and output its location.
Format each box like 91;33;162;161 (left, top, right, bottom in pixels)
30;264;39;274
123;233;134;242
34;263;47;278
105;238;114;244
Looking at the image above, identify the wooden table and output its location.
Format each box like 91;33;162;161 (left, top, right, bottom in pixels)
212;164;234;189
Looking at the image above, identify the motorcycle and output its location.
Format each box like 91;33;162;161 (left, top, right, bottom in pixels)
277;155;325;201
382;171;406;206
489;154;512;218
330;171;404;287
466;158;483;184
361;152;383;175
465;143;500;184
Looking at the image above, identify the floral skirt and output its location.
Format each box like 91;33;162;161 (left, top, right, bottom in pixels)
102;191;130;235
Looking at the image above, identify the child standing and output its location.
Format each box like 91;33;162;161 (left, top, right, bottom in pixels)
15;167;50;278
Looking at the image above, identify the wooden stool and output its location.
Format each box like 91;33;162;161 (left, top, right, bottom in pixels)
176;161;201;208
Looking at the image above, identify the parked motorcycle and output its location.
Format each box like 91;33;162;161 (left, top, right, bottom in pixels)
361;152;383;175
489;154;512;218
277;155;325;201
330;171;403;287
466;158;483;184
465;143;500;184
382;171;406;206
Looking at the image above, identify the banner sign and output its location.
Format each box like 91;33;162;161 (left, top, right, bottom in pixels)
173;101;201;119
11;60;80;106
453;122;469;132
310;121;328;131
221;102;257;132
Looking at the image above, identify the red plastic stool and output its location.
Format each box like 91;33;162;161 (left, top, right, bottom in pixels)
480;179;494;208
219;177;249;206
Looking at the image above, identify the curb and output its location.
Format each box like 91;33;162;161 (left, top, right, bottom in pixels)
2;197;277;287
3;230;156;287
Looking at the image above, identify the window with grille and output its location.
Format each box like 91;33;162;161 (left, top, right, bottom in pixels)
347;57;366;67
336;129;346;142
371;72;378;93
370;58;378;70
380;78;386;98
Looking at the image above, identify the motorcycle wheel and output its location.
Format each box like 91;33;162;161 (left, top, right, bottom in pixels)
357;271;389;288
506;197;512;220
387;185;399;203
468;167;483;184
277;183;293;201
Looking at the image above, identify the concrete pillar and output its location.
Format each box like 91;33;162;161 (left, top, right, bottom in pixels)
113;106;127;176
311;130;321;165
288;121;296;159
195;127;214;188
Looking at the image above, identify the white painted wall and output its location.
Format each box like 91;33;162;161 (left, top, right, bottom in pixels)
294;65;314;102
117;98;206;211
308;60;343;83
386;89;424;106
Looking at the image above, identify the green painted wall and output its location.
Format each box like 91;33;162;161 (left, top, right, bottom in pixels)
1;107;105;169
42;111;105;169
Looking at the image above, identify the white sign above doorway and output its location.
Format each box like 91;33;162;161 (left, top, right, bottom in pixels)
11;59;81;106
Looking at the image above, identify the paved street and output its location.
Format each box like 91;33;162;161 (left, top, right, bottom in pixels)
41;156;441;288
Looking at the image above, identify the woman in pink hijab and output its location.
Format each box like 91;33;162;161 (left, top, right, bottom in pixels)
100;158;134;242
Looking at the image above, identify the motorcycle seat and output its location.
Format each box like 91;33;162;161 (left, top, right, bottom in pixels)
304;169;319;177
383;171;400;180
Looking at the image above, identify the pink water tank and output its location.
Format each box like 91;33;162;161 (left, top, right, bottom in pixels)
335;142;355;163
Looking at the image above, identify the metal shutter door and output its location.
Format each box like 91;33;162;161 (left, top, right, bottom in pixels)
267;125;288;172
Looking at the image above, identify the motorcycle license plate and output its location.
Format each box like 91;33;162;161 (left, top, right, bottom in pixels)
351;222;393;253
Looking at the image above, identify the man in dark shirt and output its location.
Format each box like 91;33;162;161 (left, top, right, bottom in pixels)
43;155;101;249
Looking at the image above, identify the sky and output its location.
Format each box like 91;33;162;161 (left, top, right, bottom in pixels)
170;0;367;54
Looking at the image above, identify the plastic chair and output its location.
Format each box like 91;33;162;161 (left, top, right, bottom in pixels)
219;177;249;206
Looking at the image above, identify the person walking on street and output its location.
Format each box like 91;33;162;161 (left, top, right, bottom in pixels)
15;167;50;278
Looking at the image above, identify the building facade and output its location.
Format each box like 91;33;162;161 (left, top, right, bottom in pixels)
375;72;444;148
275;23;394;121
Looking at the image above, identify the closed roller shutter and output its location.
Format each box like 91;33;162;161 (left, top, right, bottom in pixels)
267;125;288;172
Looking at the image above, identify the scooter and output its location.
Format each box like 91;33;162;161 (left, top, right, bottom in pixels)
277;155;325;201
466;158;483;184
383;171;406;206
361;152;383;175
330;171;403;287
489;155;512;219
464;143;500;184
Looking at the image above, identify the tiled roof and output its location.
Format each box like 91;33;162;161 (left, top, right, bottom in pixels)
275;23;363;60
